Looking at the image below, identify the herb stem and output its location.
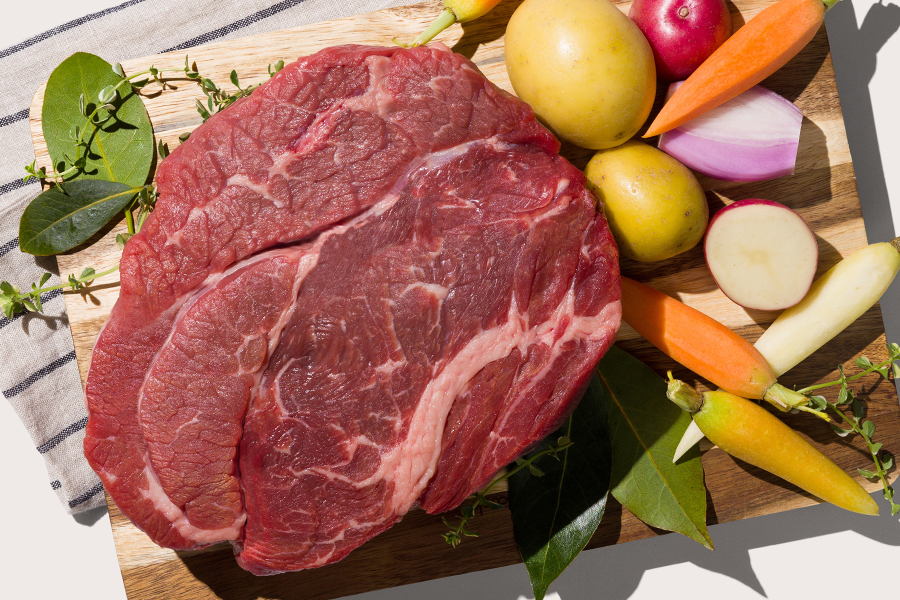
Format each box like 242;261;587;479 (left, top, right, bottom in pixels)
798;359;893;394
125;206;135;235
827;403;895;506
39;264;120;295
441;435;574;547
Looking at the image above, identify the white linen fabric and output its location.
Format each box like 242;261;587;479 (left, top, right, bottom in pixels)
0;0;414;513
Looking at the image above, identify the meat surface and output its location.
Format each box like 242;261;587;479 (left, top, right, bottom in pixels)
84;44;620;574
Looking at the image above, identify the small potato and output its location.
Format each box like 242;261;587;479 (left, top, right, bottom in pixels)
505;0;656;149
585;141;708;262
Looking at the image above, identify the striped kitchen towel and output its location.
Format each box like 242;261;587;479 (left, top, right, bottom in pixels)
0;0;412;514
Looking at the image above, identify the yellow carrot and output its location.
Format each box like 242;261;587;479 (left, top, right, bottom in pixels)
401;0;503;47
644;0;841;137
621;277;808;411
667;376;879;516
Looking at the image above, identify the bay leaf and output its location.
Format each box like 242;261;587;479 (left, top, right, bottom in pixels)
598;345;713;549
42;52;153;187
19;180;138;255
509;372;612;600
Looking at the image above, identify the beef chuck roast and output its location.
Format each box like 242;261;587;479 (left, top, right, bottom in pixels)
84;44;621;575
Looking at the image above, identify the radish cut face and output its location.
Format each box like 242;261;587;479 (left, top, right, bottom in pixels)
705;200;818;311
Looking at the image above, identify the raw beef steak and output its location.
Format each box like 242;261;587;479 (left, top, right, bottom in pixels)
84;44;621;574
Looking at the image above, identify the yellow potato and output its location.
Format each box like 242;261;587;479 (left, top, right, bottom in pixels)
505;0;656;149
584;141;708;262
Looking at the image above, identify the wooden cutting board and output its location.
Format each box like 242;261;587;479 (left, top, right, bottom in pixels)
28;1;900;599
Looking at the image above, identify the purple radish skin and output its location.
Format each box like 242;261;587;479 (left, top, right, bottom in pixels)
629;0;732;81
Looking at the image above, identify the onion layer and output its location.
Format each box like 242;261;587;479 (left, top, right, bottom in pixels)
657;82;803;182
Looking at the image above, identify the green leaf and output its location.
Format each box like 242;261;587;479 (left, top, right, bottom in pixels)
599;346;712;549
808;395;827;411
892;363;900;379
862;420;876;438
18;180;138;255
528;463;546;477
838;386;849;405
882;455;894;471
195;99;211;120
39;272;52;288
858;469;878;479
871;442;883;454
42;52;153;187
509;372;612;600
855;356;872;369
830;423;853;437
851;396;864;419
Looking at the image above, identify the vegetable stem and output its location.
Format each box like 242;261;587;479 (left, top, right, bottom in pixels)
399;8;458;47
763;383;814;412
665;372;704;412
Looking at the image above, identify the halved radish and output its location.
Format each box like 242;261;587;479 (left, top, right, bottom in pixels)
704;199;818;310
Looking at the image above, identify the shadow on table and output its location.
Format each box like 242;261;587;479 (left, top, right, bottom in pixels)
73;504;107;527
341;492;899;600
827;0;900;343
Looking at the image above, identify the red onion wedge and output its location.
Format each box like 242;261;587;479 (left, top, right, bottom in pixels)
657;82;803;182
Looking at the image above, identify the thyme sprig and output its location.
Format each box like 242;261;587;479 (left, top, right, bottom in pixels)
187;57;284;123
0;265;120;318
441;435;573;547
799;342;900;515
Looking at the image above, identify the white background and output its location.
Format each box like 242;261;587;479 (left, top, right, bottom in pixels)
2;1;899;599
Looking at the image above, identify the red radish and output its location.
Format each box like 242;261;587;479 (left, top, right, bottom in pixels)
629;0;732;82
704;200;818;311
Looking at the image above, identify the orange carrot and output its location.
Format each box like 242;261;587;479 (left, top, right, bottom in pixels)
621;277;809;411
643;0;840;138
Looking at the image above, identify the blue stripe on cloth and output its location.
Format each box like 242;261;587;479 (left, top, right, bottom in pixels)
164;0;310;51
2;350;76;398
0;0;149;60
37;416;88;454
0;289;64;331
0;109;28;128
68;482;103;508
0;237;18;258
0;177;38;197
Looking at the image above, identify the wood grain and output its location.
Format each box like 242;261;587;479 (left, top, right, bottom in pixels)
28;1;900;599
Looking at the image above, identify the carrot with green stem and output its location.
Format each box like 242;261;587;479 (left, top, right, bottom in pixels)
396;0;503;47
674;237;900;463
621;277;817;414
666;374;879;516
644;0;842;138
